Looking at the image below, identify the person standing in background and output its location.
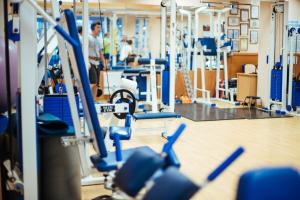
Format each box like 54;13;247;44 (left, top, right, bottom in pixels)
119;39;133;64
103;33;111;68
89;21;106;100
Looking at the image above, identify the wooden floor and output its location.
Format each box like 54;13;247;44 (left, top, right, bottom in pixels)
82;114;300;200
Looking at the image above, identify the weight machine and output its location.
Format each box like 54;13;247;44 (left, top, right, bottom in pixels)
192;5;237;105
268;2;300;116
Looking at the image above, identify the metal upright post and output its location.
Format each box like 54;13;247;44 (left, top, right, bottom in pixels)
281;2;289;110
161;4;166;59
150;59;158;112
169;0;176;111
20;1;39;199
215;12;221;99
193;6;208;101
223;50;229;98
287;30;295;107
112;13;117;66
179;9;192;70
160;4;166;104
82;0;89;71
268;6;276;107
187;12;192;71
193;10;199;100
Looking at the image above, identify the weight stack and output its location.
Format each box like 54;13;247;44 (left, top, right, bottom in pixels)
270;68;282;101
43;94;79;126
292;81;300;107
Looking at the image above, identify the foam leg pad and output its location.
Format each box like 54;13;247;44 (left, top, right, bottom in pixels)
143;167;199;200
114;149;164;197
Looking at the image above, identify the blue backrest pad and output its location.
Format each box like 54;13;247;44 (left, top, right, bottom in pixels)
114;149;164;197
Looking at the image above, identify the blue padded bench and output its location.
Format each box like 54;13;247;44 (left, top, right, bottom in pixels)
123;68;161;75
123;68;147;74
110;66;131;71
0;115;8;135
90;146;156;172
133;112;181;120
139;70;161;75
236;167;300;200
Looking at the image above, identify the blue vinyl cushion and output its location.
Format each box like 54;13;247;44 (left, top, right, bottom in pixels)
236;167;300;200
90;146;155;172
123;68;147;74
0;115;8;135
143;167;199;200
37;113;74;137
199;37;217;56
138;58;166;65
133;112;181;120
114;149;164;197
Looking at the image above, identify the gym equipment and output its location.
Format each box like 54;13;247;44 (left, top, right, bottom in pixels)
192;5;237;106
61;9;170;181
121;59;166;113
93;123;185;200
142;146;244;200
133;112;181;137
236;167;300;200
109;89;136;119
160;0;176;112
267;3;300;116
0;36;18;113
270;66;283;101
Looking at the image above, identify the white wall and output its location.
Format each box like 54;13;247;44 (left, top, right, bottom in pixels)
148;16;161;58
288;0;300;21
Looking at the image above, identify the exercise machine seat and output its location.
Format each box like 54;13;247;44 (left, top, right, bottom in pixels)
143;167;199;200
236;167;300;200
90;146;156;172
110;66;130;71
133;112;181;120
114;149;164;197
109;126;132;140
138;58;167;65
